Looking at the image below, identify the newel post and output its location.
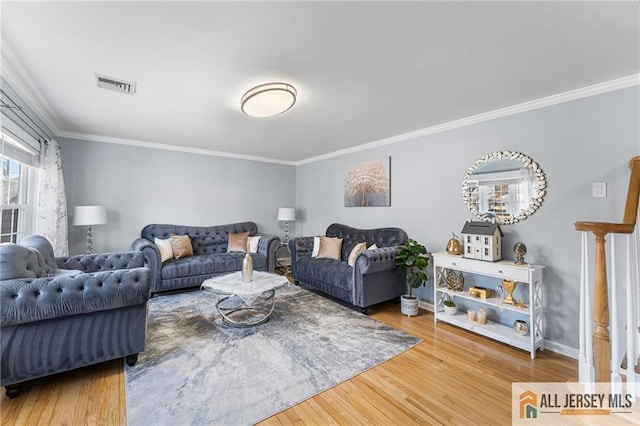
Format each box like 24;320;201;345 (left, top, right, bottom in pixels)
592;231;611;382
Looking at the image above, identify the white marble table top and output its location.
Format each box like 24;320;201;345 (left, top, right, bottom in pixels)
201;271;288;296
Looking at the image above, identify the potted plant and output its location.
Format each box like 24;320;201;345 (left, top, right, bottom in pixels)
395;238;429;316
443;297;457;315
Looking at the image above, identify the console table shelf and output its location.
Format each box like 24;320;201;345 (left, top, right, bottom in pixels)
433;252;545;358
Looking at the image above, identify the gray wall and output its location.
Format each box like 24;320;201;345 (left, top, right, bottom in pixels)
294;86;640;353
59;138;296;255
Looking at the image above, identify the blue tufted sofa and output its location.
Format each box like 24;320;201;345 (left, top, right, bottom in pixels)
132;221;280;295
288;223;408;314
0;235;151;398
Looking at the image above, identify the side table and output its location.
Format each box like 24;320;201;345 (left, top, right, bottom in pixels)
274;243;291;275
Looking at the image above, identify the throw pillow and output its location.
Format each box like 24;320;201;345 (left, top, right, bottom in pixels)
170;234;194;259
228;232;249;253
155;237;174;263
347;242;367;267
316;236;343;260
248;235;261;253
367;243;379;250
311;236;321;257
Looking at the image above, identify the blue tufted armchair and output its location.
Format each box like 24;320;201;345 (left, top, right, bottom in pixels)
0;235;151;398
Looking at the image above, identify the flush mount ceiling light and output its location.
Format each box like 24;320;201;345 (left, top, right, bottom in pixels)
241;82;297;117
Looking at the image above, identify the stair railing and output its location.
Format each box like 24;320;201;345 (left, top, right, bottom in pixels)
575;156;640;392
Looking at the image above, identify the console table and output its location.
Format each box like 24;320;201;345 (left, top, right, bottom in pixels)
433;252;544;358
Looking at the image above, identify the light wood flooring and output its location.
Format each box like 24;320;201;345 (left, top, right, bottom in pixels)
1;302;577;425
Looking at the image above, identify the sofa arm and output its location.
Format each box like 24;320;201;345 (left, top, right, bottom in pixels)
289;237;314;258
353;246;399;275
56;251;146;272
0;267;151;327
132;238;161;291
288;237;314;278
257;234;281;272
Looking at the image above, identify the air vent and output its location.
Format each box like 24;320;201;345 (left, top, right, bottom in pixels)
95;73;136;95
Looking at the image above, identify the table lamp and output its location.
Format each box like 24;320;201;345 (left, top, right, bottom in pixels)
73;205;107;254
277;208;296;243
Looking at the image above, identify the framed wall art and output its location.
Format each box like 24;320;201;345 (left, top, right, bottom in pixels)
344;157;391;207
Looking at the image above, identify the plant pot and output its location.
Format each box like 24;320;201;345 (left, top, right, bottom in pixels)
400;295;419;316
444;305;457;315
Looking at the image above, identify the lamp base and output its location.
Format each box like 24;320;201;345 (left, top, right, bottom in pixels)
86;225;94;254
284;221;289;243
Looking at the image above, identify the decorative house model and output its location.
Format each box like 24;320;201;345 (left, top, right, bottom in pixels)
461;221;503;262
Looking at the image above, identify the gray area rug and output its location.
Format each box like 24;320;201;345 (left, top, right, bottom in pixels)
125;284;421;425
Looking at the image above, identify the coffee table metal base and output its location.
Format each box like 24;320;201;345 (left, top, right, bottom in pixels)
215;289;276;327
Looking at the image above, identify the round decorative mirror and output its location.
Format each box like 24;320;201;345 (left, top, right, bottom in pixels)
461;151;546;225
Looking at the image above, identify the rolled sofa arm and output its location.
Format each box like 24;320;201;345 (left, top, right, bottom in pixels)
0;267;151;327
289;237;314;258
132;238;161;292
353;246;400;275
257;234;281;272
288;237;314;278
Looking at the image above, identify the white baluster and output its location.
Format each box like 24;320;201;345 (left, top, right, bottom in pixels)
626;233;637;397
631;224;640;397
610;235;621;392
579;231;586;382
580;231;595;386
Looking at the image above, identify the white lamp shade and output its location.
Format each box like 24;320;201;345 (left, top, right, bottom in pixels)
277;208;296;221
241;83;297;118
73;205;107;226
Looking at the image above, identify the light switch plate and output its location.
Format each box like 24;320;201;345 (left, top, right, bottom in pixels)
592;182;607;198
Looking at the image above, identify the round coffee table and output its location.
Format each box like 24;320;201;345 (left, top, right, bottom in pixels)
201;271;288;327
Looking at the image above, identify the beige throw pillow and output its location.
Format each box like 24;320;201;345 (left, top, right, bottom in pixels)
155;237;174;263
316;236;343;260
228;232;249;253
347;242;367;267
170;234;194;259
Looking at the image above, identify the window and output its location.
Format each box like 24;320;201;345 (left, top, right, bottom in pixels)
1;122;39;243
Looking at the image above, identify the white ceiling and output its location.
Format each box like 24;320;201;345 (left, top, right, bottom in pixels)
1;1;639;164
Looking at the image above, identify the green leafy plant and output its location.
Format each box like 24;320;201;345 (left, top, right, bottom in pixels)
443;299;456;308
395;238;429;299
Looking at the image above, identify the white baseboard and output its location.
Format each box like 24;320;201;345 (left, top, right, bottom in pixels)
419;300;578;360
418;300;434;312
543;340;578;360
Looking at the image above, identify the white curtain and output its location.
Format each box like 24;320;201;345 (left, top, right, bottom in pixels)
36;139;68;255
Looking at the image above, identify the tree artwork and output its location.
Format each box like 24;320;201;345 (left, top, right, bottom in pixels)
344;158;390;207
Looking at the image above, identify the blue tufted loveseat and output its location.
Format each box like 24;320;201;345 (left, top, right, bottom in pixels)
288;223;408;314
132;221;280;295
0;235;151;398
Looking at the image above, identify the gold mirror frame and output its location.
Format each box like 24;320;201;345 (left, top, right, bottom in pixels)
461;151;546;225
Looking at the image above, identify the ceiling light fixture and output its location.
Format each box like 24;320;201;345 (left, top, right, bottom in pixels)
241;82;297;118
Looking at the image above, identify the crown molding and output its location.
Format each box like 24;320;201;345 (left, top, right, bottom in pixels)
1;39;61;134
56;130;296;166
295;74;640;165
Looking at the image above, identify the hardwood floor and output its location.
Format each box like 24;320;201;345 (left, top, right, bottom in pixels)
0;303;577;425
